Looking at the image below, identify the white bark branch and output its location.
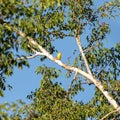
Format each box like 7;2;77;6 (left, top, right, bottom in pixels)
16;52;44;60
76;35;93;76
14;28;120;112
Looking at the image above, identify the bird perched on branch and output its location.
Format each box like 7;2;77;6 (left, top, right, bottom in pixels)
56;52;62;60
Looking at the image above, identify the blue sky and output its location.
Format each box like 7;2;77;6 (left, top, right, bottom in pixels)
0;1;120;105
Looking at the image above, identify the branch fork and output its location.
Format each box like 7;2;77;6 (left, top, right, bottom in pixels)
13;27;120;113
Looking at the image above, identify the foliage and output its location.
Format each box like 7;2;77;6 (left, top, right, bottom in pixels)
0;0;120;119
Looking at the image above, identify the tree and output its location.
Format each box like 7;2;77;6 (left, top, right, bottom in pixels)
0;0;120;119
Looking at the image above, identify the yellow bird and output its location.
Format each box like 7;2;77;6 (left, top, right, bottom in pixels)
56;52;62;60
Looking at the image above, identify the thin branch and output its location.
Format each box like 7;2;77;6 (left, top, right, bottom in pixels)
65;72;78;98
23;105;39;119
13;27;120;111
100;108;120;120
16;45;45;60
81;81;93;85
83;42;100;52
76;35;93;76
65;72;93;99
16;52;44;60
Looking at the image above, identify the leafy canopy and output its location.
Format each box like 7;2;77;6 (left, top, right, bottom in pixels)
0;0;120;119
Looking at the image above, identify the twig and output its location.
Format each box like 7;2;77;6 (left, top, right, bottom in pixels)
65;72;93;99
81;81;93;85
100;107;120;120
16;52;44;60
65;72;78;98
83;42;100;52
16;44;45;60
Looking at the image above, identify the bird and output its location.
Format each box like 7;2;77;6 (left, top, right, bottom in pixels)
56;52;62;60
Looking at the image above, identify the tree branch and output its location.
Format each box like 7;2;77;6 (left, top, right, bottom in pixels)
65;72;78;98
13;27;120;112
16;52;44;60
76;35;93;76
83;42;100;52
100;108;120;120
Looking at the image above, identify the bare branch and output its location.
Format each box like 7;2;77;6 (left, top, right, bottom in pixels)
68;72;78;91
16;52;44;60
100;108;120;120
14;27;120;111
76;35;93;76
65;72;93;99
16;45;45;60
83;42;100;52
81;81;93;85
65;72;78;98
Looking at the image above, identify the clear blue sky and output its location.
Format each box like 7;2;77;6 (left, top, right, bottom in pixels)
0;1;120;105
